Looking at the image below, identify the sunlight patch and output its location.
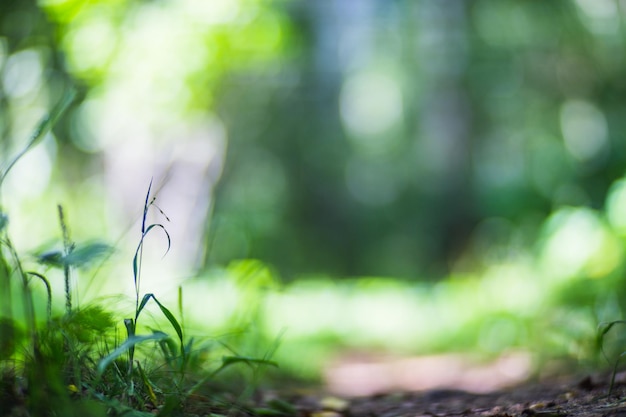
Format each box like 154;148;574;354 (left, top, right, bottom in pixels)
560;100;608;162
540;207;621;280
340;71;404;146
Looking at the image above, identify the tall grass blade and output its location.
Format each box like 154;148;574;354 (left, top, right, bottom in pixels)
0;89;76;187
132;222;171;320
597;320;626;395
133;179;153;308
142;179;153;235
597;320;626;361
26;272;52;320
133;225;171;266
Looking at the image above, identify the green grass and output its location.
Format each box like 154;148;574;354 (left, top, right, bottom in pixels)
0;94;278;416
3;90;626;415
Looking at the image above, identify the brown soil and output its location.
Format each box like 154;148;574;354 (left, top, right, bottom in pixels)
263;374;626;417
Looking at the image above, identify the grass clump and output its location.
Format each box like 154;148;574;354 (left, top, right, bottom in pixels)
0;92;277;416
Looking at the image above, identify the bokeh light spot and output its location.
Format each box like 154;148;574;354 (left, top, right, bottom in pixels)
560;100;608;162
540;208;621;280
2;49;42;98
575;0;619;36
606;178;626;235
183;0;240;24
4;134;54;200
64;16;116;77
340;71;403;143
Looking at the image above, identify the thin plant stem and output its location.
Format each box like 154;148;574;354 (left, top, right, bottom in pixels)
58;205;74;315
4;237;37;348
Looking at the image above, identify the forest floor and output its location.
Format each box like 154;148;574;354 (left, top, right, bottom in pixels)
252;373;626;417
234;351;626;417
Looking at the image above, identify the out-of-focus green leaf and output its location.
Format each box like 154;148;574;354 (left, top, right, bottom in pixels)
0;318;23;358
64;242;113;267
36;242;113;268
37;250;64;267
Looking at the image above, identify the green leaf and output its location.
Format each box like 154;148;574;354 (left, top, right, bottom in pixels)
144;224;172;257
64;242;113;267
152;295;183;345
97;332;168;376
135;293;183;347
142;178;153;234
37;250;64;267
132;223;171;289
136;293;153;318
36;242;113;268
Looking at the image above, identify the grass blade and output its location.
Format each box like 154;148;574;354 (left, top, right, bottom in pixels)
0;88;76;187
132;225;171;293
97;332;169;376
135;293;183;347
136;294;153;318
220;355;279;370
26;272;52;320
142;179;153;235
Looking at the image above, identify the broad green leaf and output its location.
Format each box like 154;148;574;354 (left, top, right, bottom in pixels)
63;242;113;267
36;242;112;268
37;250;64;267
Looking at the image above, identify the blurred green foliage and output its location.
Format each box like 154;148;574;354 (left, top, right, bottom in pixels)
3;0;626;387
1;0;625;280
207;0;626;279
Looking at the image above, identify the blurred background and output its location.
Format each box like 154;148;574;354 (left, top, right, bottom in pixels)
3;0;626;394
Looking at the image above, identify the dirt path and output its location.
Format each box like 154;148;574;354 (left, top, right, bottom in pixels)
256;374;626;417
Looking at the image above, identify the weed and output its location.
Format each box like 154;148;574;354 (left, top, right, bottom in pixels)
597;320;626;396
0;92;279;416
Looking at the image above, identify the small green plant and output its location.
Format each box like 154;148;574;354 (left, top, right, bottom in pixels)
597;320;626;396
94;179;180;405
0;87;280;416
0;90;112;416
